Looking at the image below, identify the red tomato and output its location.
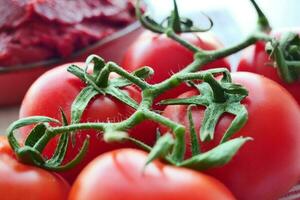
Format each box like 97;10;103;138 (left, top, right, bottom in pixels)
19;63;157;183
122;30;230;108
69;149;236;200
0;136;70;200
237;30;300;104
162;72;300;200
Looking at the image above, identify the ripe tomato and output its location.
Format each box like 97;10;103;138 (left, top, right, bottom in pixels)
19;63;157;183
162;72;300;200
69;149;236;200
122;30;230;107
237;30;300;104
0;136;70;200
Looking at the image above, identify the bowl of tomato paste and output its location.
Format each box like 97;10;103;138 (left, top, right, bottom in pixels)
0;0;142;106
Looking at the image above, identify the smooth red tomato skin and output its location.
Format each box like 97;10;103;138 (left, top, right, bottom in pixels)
69;149;236;200
19;63;157;183
122;31;230;106
237;31;300;104
0;136;70;200
162;72;300;200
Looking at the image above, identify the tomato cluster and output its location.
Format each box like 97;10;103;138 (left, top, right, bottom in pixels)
2;1;300;200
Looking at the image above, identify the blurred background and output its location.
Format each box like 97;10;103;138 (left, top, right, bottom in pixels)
0;0;299;133
146;0;300;60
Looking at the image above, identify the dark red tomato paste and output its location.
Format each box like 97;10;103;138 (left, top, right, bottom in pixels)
0;0;135;66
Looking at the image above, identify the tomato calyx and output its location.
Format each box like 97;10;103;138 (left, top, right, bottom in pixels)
135;0;213;34
145;127;251;171
160;72;248;143
6;114;90;171
68;55;153;111
143;72;251;171
266;32;300;83
67;55;154;144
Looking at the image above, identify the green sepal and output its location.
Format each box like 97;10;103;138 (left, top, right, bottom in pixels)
16;146;46;166
187;105;201;155
200;104;225;141
71;86;98;124
179;137;251;170
159;93;209;107
24;123;47;147
221;104;248;143
168;0;181;32
46;109;70;166
160;78;248;143
178;14;213;33
249;0;271;31
85;54;105;77
67;64;86;82
156;128;162;141
6;116;59;152
44;135;90;172
170;126;186;163
145;133;174;167
105;86;139;109
70;86;98;145
109;66;154;88
60;108;69;126
135;0;164;33
46;132;69;166
222;82;249;97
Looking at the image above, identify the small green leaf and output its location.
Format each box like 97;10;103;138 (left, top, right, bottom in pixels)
179;137;251;170
145;133;174;167
24;123;47;147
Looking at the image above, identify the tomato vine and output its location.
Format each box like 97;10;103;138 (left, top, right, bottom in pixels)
6;0;300;173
